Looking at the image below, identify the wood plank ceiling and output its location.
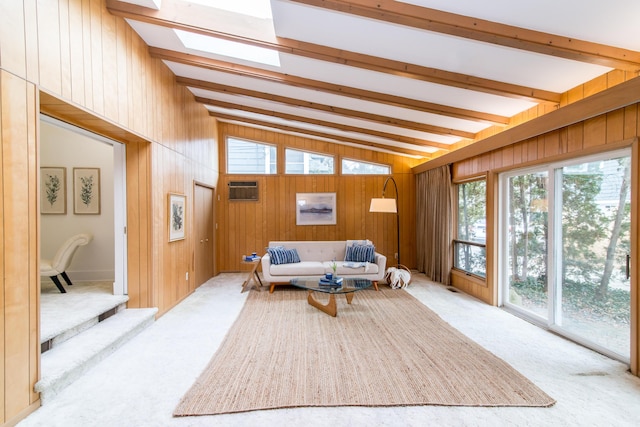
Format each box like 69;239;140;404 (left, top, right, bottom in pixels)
106;0;640;160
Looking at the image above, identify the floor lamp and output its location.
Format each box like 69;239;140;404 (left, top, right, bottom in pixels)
369;176;400;266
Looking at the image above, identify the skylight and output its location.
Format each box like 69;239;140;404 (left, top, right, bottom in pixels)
186;0;273;20
175;29;280;67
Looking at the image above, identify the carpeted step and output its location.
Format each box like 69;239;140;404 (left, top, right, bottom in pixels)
35;308;158;405
40;284;130;348
41;300;129;352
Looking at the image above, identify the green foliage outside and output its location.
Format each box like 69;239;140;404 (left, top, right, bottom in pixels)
456;180;486;276
457;180;486;240
512;277;629;324
509;157;631;328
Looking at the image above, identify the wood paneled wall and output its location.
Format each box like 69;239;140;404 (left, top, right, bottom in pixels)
0;0;218;424
453;106;639;180
462;70;637;149
216;123;419;272
0;70;41;426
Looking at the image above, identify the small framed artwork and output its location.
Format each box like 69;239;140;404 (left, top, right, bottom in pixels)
296;192;337;225
73;167;101;214
41;167;67;214
168;193;186;242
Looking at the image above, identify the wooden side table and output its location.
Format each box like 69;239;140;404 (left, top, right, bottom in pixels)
241;257;263;293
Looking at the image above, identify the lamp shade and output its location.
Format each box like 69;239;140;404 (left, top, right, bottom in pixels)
369;198;397;213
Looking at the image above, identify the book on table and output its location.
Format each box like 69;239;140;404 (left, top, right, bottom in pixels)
319;276;343;287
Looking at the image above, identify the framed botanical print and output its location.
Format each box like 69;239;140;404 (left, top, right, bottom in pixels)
41;167;67;214
73;167;101;214
169;193;186;242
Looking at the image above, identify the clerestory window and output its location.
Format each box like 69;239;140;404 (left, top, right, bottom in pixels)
226;137;277;174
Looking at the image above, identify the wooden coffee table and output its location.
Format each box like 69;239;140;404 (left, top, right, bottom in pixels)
289;278;372;317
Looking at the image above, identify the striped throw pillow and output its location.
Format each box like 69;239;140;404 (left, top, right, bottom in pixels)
345;244;375;263
267;247;301;265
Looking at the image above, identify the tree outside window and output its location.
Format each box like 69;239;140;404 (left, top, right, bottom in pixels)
455;180;486;277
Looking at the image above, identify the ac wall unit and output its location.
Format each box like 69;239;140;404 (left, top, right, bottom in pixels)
228;181;259;201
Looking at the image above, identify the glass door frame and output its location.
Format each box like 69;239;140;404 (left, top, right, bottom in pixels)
498;148;632;364
498;164;553;325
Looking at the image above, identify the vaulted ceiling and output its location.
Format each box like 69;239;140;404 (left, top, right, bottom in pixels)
107;0;640;161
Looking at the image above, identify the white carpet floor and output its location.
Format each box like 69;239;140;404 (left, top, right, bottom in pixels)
18;273;640;427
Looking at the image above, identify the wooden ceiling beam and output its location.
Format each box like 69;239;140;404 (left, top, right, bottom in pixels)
292;0;640;72
197;96;454;150
106;0;560;103
212;113;436;159
151;48;509;125
278;37;560;104
178;77;475;139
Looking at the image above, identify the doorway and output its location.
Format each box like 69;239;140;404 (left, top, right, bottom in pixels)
40;115;127;294
500;149;631;362
194;183;215;288
39;115;128;352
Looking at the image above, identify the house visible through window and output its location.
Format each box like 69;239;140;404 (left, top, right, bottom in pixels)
285;149;334;174
454;179;486;277
342;159;390;175
227;137;277;174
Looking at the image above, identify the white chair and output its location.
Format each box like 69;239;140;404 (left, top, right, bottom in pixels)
40;233;93;293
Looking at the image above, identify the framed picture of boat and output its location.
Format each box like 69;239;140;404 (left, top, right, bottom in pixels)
296;192;336;225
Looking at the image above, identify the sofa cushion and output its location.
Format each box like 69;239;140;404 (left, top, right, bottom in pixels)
267;247;301;265
328;261;379;276
345;244;376;263
269;241;346;262
270;261;326;276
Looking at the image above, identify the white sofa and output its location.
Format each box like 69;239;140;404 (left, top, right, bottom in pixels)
261;240;386;293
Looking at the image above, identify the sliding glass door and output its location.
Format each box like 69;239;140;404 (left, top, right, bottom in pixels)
501;150;631;361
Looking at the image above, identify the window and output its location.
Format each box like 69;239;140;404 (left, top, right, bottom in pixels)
342;159;390;175
226;137;276;174
285;149;334;174
454;179;486;277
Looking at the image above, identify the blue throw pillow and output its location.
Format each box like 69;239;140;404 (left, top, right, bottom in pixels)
287;248;301;263
345;244;375;263
267;247;301;265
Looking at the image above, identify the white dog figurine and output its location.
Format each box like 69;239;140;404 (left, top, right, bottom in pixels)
385;266;411;289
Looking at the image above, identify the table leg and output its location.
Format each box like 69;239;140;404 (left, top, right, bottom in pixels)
345;292;354;304
307;290;337;317
241;262;261;293
241;273;251;293
254;270;263;286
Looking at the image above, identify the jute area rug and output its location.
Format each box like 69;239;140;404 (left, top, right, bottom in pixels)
174;287;555;416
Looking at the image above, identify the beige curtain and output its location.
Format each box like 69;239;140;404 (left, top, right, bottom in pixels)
416;165;453;285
